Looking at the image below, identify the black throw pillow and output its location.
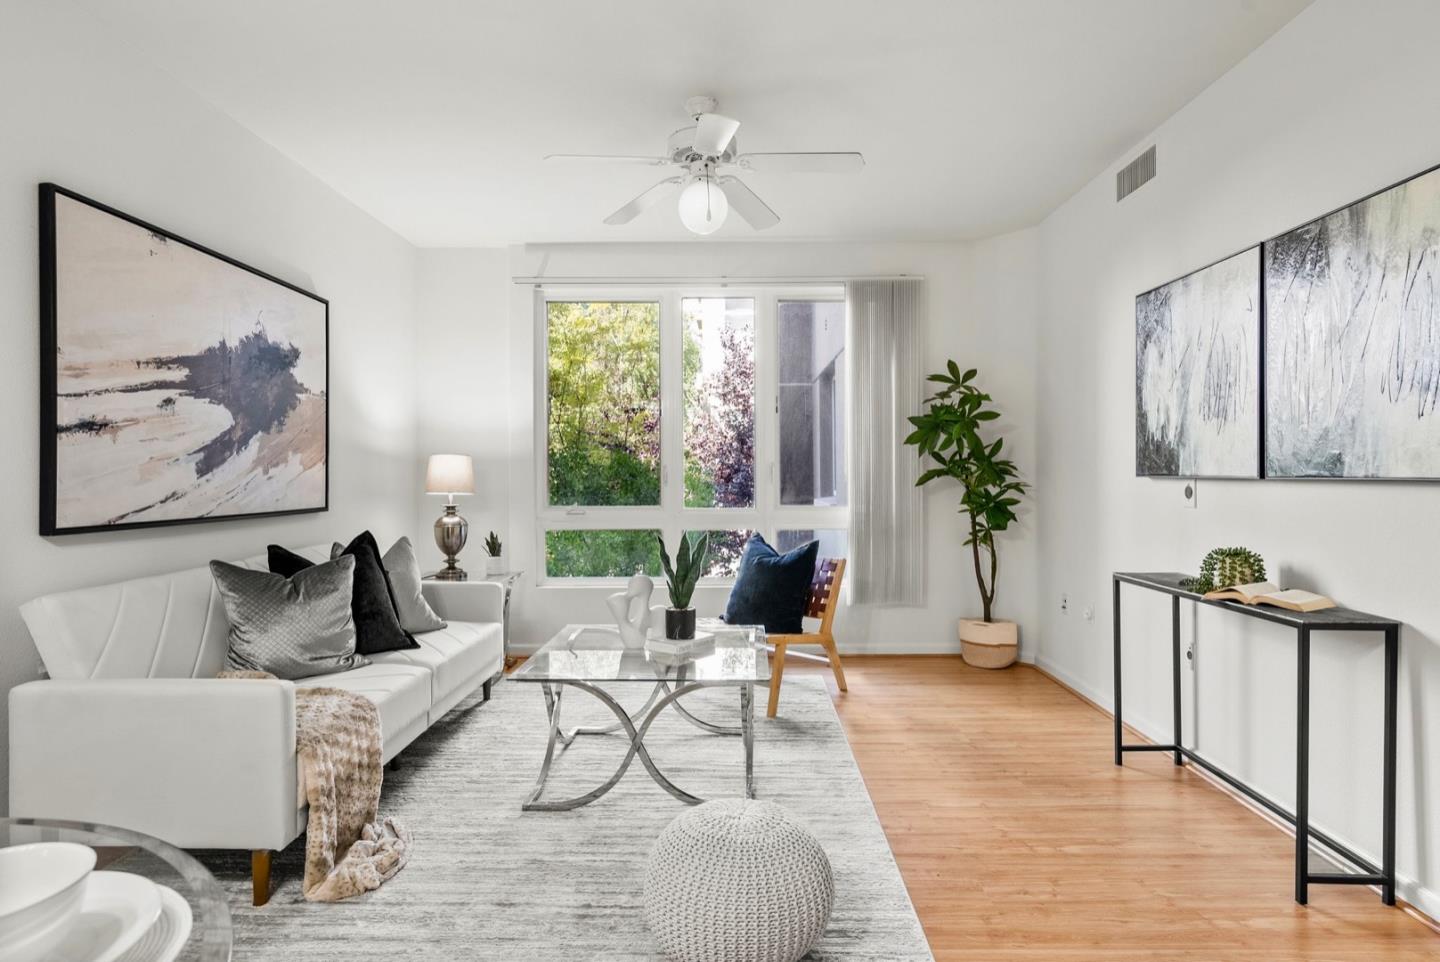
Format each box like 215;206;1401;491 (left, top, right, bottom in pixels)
267;544;314;579
268;534;418;656
723;535;820;634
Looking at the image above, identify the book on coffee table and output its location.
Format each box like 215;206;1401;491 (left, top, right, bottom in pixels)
644;631;716;657
1200;581;1336;613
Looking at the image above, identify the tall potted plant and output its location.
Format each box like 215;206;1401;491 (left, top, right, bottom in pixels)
904;362;1028;668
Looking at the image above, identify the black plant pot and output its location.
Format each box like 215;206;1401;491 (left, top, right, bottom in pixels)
665;607;697;640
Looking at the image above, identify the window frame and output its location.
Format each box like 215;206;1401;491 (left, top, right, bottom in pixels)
535;285;847;585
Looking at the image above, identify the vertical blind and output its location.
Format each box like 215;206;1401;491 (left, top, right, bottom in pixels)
846;279;925;606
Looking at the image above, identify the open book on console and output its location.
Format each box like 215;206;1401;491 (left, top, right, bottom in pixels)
1200;582;1336;613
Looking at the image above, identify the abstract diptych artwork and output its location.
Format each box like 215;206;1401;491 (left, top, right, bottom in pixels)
41;186;328;534
1135;247;1261;478
1265;166;1440;479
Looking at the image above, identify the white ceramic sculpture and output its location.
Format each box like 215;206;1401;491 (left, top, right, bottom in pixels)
606;574;655;648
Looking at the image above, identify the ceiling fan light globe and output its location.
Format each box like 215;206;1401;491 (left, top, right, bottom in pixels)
677;177;728;235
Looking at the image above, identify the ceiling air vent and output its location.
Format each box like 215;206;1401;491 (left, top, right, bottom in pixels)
1117;145;1156;201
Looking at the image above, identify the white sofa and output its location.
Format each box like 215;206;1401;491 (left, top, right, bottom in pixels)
8;545;503;903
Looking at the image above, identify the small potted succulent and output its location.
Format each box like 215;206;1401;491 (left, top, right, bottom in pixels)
656;532;709;640
483;530;505;576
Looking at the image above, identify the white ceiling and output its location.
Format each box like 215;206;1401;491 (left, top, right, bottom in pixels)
75;0;1310;246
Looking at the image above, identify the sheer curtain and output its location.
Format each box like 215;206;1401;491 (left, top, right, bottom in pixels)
846;279;925;606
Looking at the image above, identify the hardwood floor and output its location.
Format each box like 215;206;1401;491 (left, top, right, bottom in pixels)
782;655;1439;961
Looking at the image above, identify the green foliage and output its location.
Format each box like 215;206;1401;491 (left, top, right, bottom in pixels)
546;302;661;508
483;531;502;557
545;530;661;579
1181;547;1266;593
658;531;710;609
903;361;1028;622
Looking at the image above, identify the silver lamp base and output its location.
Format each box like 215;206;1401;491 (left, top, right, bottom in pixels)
434;503;469;581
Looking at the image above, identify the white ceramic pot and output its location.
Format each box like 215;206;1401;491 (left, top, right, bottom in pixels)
957;618;1018;669
0;842;96;962
485;555;506;576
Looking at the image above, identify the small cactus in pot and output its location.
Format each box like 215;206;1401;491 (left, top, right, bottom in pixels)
1182;547;1266;593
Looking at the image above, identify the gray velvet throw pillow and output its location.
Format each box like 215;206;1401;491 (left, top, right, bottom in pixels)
211;556;368;680
379;536;446;634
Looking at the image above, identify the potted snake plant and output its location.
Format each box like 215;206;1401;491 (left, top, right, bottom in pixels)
483;530;505;576
657;532;709;640
904;362;1028;668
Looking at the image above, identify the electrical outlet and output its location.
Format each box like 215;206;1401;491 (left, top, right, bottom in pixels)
1060;594;1069;614
1186;642;1197;669
1182;479;1198;508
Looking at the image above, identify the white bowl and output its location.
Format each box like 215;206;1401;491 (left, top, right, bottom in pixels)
0;842;96;960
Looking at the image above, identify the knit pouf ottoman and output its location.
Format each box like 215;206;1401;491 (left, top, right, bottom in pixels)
644;799;834;962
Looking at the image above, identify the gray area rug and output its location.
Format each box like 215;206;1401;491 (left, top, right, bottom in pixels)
202;675;932;960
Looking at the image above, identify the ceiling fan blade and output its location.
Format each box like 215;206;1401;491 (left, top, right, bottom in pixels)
692;113;740;156
545;154;670;166
735;152;865;173
603;177;682;225
717;177;779;230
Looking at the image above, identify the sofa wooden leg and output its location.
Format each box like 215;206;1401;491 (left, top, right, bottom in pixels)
482;677;493;702
252;850;272;906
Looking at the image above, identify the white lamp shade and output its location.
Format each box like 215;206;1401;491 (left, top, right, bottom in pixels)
425;454;475;495
678;177;728;235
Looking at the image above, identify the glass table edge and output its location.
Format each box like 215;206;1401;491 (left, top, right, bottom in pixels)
3;816;232;961
511;623;771;684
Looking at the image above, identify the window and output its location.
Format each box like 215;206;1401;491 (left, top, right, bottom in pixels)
778;300;847;505
545;530;660;579
539;288;847;582
683;297;755;509
546;301;660;507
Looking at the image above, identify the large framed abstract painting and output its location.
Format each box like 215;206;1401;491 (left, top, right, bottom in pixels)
1135;247;1261;478
1265;164;1440;479
39;184;328;535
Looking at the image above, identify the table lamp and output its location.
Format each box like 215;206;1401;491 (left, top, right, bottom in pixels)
426;453;474;580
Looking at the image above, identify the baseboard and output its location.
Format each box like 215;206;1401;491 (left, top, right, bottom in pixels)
1028;657;1440;926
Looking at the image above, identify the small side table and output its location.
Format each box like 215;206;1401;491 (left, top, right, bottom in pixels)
425;569;523;669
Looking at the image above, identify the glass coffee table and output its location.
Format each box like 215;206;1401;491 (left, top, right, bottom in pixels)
511;622;768;811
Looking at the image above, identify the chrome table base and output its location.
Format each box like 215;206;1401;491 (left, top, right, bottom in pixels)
522;679;756;811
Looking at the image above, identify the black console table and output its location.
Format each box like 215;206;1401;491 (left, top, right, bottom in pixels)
1112;572;1399;906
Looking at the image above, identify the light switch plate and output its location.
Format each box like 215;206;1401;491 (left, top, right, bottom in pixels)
1181;479;1198;508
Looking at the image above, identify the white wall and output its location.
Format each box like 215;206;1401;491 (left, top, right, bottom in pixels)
413;248;512;571
1035;0;1440;917
415;238;1042;657
0;2;420;809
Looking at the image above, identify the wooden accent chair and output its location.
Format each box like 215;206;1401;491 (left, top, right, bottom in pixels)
766;558;847;717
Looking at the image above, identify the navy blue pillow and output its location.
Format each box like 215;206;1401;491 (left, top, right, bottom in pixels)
724;535;819;634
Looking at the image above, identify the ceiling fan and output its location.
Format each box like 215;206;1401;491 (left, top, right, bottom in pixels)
545;96;864;235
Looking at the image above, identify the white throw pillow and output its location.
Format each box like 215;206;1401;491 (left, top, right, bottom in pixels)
382;537;447;633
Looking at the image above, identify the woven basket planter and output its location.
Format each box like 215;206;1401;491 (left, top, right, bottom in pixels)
958;618;1018;669
644;799;834;962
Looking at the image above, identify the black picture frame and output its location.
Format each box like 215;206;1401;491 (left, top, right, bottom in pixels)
39;183;330;535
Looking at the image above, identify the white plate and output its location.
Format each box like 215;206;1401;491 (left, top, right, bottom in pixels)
115;885;191;962
38;872;161;962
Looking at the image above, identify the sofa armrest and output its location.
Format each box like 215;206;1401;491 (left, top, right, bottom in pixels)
9;678;299;851
422;580;504;624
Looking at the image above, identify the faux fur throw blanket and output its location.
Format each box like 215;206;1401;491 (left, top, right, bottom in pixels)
220;671;410;901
